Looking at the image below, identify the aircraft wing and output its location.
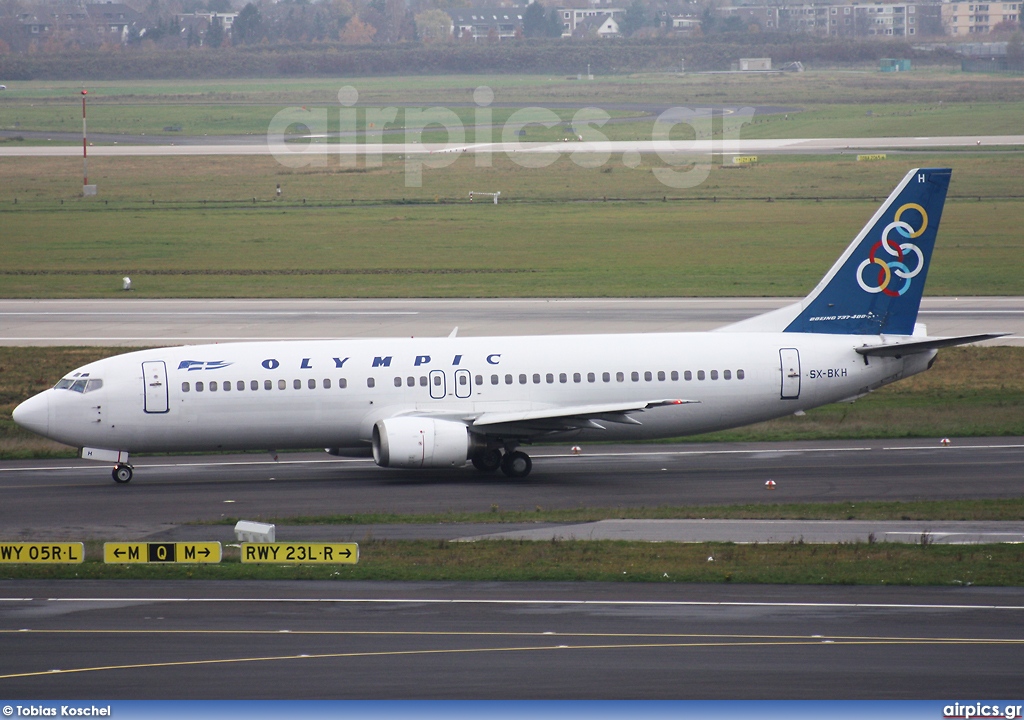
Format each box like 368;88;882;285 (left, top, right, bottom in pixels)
470;399;697;432
855;333;1010;358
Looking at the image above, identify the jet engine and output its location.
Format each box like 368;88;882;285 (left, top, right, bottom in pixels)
372;417;475;469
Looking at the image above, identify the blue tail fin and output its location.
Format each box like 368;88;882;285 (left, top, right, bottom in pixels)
784;168;951;336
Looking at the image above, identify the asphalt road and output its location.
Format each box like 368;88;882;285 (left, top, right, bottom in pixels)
1;580;1022;699
1;297;1021;345
1;440;1022;540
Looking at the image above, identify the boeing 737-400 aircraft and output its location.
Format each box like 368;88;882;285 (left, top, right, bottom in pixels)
13;168;1004;483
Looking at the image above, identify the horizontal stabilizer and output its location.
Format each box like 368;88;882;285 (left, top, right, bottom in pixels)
472;399;697;428
855;333;1010;357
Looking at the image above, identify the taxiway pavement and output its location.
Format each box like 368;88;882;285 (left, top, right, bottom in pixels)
1;440;1022;541
1;580;1022;698
2;135;1024;157
1;297;1021;345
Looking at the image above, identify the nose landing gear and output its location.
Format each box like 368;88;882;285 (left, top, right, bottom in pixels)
112;463;133;484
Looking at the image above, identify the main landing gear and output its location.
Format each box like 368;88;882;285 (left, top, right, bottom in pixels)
112;463;134;484
471;447;533;479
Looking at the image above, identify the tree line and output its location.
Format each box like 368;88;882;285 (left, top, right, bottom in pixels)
0;35;960;80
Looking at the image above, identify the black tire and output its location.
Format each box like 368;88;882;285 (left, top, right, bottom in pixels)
500;450;532;478
112;464;133;484
471;449;502;472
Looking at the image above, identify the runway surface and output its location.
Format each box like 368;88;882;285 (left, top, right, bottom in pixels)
2;297;1021;345
2;135;1024;157
1;440;1022;541
1;580;1022;698
3;440;1022;700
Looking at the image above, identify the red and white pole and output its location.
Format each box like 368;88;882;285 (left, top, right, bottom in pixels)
81;89;88;187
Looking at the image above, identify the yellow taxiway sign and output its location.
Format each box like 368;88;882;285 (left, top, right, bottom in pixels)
103;542;221;564
241;543;359;564
0;542;84;564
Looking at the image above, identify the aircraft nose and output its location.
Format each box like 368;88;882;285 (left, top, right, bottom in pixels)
12;392;49;437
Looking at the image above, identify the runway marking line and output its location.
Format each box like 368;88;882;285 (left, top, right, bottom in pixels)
2;633;1022;681
3;443;1022;476
7;597;1024;611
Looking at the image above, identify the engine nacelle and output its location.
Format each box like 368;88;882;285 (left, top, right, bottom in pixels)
372;417;473;469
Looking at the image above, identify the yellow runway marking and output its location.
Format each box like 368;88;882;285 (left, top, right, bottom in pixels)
2;630;1022;681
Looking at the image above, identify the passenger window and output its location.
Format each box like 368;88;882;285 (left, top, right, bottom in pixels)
697;371;705;381
588;372;595;383
710;370;719;380
394;377;403;388
251;380;258;391
196;381;204;392
616;372;624;382
657;371;665;381
222;381;230;391
182;382;190;393
433;375;442;386
264;380;272;390
309;379;317;389
339;378;348;388
210;381;218;392
684;371;692;381
546;373;554;384
324;379;332;389
407;377;415;387
293;379;301;390
644;371;652;381
671;371;679;381
237;381;244;391
475;375;483;385
603;372;610;382
367;378;375;388
491;375;499;385
420;376;427;386
460;375;468;386
559;373;567;383
573;373;581;383
278;379;286;390
723;370;732;380
631;371;639;382
737;369;745;380
505;374;513;385
533;374;541;384
519;374;527;384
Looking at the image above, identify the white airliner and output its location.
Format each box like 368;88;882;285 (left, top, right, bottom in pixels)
13;168;1002;483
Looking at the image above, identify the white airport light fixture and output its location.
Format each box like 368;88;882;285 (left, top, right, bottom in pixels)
122;277;132;291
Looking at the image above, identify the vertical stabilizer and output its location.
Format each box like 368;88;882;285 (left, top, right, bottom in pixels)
782;168;951;336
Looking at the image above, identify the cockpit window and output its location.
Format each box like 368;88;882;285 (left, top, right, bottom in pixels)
56;378;103;393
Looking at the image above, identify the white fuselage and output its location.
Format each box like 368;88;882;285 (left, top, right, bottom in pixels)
25;331;934;454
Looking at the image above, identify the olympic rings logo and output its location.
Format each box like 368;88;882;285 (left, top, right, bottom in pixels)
856;203;928;297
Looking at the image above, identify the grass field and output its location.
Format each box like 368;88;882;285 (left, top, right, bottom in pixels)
3;539;1023;586
2;346;1021;458
1;154;1022;298
2;70;1024;139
